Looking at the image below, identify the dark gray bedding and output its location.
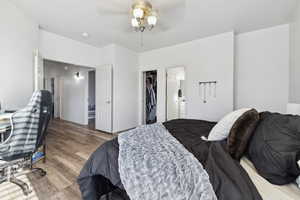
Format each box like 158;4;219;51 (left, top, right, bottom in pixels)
78;119;262;200
247;112;300;185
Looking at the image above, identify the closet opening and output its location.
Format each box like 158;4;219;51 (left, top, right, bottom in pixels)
143;70;158;125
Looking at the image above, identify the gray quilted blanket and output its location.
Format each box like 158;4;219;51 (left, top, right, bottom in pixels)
118;123;217;200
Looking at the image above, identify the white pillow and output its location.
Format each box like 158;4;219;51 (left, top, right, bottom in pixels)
202;108;252;141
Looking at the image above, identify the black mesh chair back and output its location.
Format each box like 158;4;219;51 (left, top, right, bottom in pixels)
36;90;53;150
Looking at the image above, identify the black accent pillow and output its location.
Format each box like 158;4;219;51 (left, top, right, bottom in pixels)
227;109;260;160
247;112;300;185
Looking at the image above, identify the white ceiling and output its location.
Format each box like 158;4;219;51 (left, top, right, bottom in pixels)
11;0;298;52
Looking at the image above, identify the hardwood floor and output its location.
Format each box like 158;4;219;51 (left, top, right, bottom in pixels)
28;119;114;200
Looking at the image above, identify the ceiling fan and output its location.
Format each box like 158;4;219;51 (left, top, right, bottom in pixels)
97;0;186;33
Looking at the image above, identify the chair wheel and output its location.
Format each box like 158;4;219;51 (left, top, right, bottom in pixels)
32;168;46;177
23;187;32;196
40;170;46;176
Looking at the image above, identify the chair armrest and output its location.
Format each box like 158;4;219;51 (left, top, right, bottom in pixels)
0;114;12;130
4;110;16;114
0;113;13;143
0;113;13;121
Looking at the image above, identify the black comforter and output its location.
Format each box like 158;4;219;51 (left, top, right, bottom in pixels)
78;119;262;200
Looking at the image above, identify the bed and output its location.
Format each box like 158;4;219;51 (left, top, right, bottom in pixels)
78;119;262;200
241;157;300;200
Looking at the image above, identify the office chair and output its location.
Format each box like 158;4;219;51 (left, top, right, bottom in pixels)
0;90;53;195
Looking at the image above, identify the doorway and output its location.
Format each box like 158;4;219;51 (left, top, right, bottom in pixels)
43;59;93;125
166;67;186;121
42;60;113;133
143;70;158;124
88;70;96;130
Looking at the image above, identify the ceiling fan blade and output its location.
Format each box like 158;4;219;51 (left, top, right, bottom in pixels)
101;15;133;33
97;7;128;16
123;26;135;33
143;0;186;32
152;21;172;33
103;0;131;8
151;0;186;12
159;5;186;19
98;10;128;16
96;0;131;16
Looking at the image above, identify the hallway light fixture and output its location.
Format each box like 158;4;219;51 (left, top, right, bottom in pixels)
82;32;89;38
74;72;84;80
178;89;183;98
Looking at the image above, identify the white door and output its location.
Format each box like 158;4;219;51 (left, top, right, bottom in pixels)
96;65;113;133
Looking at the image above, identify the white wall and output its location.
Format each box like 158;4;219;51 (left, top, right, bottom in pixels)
290;2;300;103
139;32;234;123
61;68;89;125
39;30;101;67
0;0;39;109
235;24;290;113
40;32;140;132
113;45;139;132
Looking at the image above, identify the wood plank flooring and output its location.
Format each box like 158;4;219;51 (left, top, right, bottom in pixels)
27;119;114;200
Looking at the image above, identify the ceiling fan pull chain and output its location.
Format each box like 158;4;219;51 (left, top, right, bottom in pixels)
140;31;144;47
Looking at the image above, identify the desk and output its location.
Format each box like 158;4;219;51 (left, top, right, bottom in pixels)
0;113;12;142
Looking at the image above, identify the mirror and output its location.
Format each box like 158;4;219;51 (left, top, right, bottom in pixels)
166;67;186;121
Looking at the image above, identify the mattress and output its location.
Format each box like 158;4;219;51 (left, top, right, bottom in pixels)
241;157;300;200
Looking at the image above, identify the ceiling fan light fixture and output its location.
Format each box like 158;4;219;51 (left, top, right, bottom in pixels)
139;26;146;32
131;18;139;27
130;0;158;33
147;15;157;26
133;8;144;18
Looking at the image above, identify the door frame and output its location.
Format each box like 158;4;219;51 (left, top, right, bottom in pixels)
141;70;158;125
42;58;106;128
33;49;44;91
